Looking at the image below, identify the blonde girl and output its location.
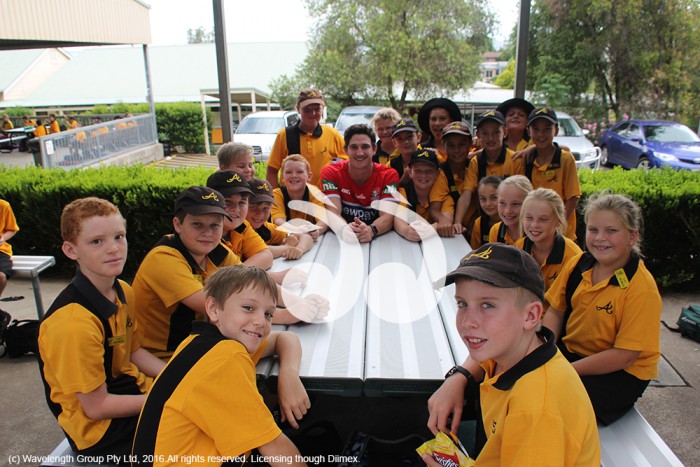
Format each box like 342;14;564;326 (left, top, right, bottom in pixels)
543;192;661;425
488;175;532;245
516;188;582;293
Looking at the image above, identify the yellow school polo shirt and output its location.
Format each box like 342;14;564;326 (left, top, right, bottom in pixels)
131;234;241;359
267;123;346;187
134;322;278;466
38;272;150;451
271;185;326;224
477;328;600;466
224;220;269;260
545;252;661;380
515;234;583;293
462;147;519;193
488;221;517;246
0;199;19;256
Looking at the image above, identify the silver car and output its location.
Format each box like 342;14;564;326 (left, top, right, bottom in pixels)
233;110;300;162
554;111;601;170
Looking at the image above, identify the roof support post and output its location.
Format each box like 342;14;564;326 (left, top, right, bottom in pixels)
213;0;233;143
514;0;531;99
142;44;157;135
201;93;210;156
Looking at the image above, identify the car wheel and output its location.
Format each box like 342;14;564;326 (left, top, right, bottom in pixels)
600;146;612;167
637;156;651;170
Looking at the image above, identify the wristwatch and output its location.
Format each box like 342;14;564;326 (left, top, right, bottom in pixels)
370;224;379;238
445;365;475;384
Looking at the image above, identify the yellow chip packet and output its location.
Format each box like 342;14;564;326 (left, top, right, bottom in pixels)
416;432;474;466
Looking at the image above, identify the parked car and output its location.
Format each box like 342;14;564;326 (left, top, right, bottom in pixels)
334;106;383;136
233;110;300;162
599;119;700;170
554;111;601;170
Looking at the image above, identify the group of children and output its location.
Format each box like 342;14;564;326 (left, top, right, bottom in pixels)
27;97;662;466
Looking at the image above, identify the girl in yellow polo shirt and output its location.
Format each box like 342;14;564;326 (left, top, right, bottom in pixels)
516;188;582;300
544;192;661;425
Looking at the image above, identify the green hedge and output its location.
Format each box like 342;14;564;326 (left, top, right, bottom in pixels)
0;166;214;278
0;166;698;287
576;167;700;288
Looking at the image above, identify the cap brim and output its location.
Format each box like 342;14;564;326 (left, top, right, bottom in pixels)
181;205;232;221
528;116;558;125
442;129;472;138
392;127;418;137
436;266;520;289
217;186;254;197
477;117;505;127
250;194;277;205
298;98;325;109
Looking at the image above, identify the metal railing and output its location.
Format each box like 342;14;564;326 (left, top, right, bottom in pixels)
39;114;157;169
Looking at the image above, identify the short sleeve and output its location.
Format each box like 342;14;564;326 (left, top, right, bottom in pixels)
267;129;288;170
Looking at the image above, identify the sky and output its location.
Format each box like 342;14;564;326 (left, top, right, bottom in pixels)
147;0;520;49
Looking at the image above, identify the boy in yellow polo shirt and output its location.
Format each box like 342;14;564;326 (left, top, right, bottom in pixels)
247;177;314;260
38;198;165;459
133;266;309;466
522;107;581;239
453;110;520;236
0;198;19;300
206;170;273;269
426;243;599;466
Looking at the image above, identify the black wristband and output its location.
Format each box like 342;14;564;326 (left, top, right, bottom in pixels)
445;365;475;384
370;224;379;238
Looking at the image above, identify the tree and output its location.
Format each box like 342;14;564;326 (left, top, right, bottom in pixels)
493;60;515;88
527;0;700;123
291;0;494;112
187;26;214;44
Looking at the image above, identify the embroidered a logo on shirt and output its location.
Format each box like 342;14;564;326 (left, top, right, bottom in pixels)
596;301;614;314
491;420;497;433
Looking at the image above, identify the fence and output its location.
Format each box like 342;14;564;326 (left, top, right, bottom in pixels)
39;114;157;169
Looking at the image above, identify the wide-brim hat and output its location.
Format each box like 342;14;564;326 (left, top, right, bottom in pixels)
417;98;462;135
496;98;535;117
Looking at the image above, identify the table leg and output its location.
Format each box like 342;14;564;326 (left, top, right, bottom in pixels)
31;276;45;319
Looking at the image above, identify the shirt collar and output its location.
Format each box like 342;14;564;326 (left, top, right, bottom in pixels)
71;268;125;321
297;121;323;138
492;326;557;391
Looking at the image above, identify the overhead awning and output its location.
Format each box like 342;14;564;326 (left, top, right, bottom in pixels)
0;0;151;50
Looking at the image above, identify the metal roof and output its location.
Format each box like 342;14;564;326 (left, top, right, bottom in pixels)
0;42;308;108
0;48;44;92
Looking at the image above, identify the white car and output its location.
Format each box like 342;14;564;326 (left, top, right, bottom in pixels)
554;111;601;170
233;110;300;162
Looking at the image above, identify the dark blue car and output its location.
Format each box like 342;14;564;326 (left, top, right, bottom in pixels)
599;119;700;170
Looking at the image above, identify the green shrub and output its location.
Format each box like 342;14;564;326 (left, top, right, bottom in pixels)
0;166;698;287
577;167;700;288
0;165;214;278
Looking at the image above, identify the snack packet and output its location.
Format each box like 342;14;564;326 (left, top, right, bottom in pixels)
416;432;474;467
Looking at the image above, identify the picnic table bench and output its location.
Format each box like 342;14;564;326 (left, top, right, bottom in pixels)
11;255;56;318
40;231;684;466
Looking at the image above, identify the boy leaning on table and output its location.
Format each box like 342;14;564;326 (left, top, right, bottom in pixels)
132;266;309;467
37;198;166;460
131;186;328;362
424;243;600;466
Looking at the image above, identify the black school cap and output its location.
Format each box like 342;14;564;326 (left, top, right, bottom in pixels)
174;186;232;221
437;243;544;302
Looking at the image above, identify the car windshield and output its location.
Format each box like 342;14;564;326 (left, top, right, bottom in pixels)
557;117;583;137
644;124;700;143
336;114;376;133
236;117;285;134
